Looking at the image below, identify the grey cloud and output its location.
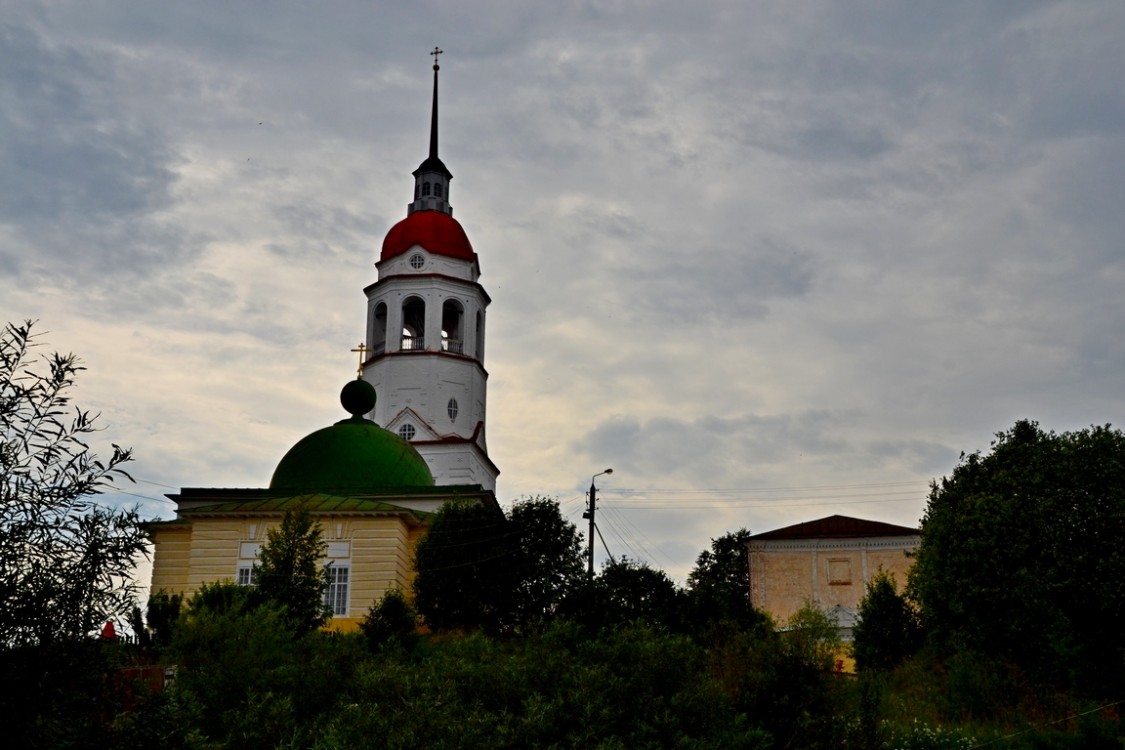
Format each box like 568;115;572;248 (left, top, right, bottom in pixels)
867;439;958;476
578;410;853;487
0;23;175;224
620;236;815;323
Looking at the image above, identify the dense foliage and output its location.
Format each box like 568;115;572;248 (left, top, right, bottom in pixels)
0;320;147;647
412;495;587;634
252;505;331;634
412;498;514;633
684;528;770;635
559;557;684;631
852;571;921;672
6;411;1124;747
507;494;586;629
908;420;1125;694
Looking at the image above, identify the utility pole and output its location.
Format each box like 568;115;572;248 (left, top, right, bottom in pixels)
584;468;613;576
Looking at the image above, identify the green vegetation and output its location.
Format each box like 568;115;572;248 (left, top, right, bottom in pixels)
2;344;1122;750
909;420;1125;696
0;320;146;647
853;571;921;672
252;505;331;634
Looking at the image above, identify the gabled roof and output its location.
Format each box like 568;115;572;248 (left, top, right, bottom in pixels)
749;514;919;541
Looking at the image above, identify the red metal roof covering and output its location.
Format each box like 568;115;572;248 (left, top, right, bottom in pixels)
381;210;475;262
749;514;919;540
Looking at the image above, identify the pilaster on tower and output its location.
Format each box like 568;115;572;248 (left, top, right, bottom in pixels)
409;47;453;216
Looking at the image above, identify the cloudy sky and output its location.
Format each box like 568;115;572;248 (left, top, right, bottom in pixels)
3;1;1123;583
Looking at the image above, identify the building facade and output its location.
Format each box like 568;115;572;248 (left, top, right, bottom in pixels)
147;380;498;632
747;515;920;636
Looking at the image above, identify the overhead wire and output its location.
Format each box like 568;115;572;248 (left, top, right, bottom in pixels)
601;504;675;570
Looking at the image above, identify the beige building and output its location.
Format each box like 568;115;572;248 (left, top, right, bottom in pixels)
747;515;919;636
146;380;498;632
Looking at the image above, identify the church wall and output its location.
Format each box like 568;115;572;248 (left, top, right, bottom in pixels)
346;516;415;616
186;520;243;590
748;535;918;626
150;513;426;634
149;526;192;594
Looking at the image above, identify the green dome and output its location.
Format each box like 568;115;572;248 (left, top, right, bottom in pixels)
270;416;434;491
270;381;434;491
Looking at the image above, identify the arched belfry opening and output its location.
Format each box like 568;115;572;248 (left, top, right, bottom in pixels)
442;300;464;354
401;297;426;351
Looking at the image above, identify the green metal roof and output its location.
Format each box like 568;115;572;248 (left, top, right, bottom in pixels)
181;493;432;517
269;416;434;492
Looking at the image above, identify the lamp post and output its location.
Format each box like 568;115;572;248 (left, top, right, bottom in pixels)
584;468;613;576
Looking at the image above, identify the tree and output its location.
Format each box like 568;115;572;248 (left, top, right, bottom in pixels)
359;588;417;651
908;420;1125;693
781;605;842;673
253;505;330;634
413;499;513;633
685;528;767;635
852;570;920;672
507;495;585;631
0;320;146;646
560;558;684;632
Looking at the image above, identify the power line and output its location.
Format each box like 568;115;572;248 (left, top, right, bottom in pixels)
604;490;923;503
605;495;927;510
601;504;676;570
605;480;927;494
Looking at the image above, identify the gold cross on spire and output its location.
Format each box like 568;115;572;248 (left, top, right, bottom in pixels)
431;46;443;70
350;343;369;378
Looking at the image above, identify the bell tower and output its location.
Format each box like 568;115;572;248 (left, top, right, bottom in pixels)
360;49;498;491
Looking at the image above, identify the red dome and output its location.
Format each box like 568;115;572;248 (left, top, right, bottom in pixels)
381;210;475;263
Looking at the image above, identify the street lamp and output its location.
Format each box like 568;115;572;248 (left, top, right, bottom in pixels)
584;468;613;576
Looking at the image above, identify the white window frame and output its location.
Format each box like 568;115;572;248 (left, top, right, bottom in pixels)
237;565;256;587
323;565;349;617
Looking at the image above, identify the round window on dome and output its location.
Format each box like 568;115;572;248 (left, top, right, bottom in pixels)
447;398;459;422
398;424;416;441
409;253;425;270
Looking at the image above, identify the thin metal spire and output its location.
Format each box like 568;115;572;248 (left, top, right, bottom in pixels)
429;47;442;161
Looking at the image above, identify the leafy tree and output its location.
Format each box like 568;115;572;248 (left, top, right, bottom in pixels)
360;588;418;651
560;557;684;632
253;505;330;634
170;582;312;748
145;589;183;647
685;528;768;636
908;420;1125;693
413;499;513;633
507;495;585;631
852;570;921;672
782;604;843;673
0;320;146;646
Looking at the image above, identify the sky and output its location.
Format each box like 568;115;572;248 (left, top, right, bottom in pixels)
3;1;1123;585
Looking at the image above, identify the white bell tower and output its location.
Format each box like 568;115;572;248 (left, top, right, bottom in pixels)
360;49;498;491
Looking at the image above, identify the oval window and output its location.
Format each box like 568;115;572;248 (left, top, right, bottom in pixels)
447;398;459;422
398;424;416;441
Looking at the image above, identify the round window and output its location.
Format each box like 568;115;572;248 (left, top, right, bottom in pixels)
447;398;459;422
409;253;425;270
398;424;416;441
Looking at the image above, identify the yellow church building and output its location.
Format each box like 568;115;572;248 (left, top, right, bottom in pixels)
147;53;501;632
146;379;498;631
